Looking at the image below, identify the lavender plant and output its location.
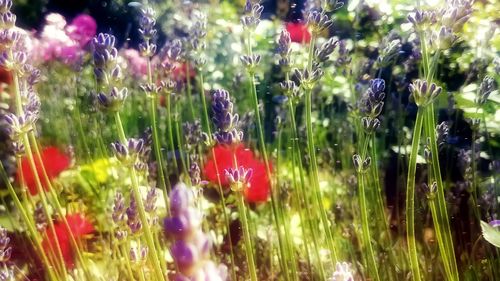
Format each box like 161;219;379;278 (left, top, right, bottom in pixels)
0;0;498;280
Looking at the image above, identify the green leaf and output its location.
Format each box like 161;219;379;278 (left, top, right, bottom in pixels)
481;221;500;248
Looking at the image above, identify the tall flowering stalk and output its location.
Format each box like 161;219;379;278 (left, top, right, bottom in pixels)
92;33;167;281
278;29;319;280
352;79;386;281
405;1;474;279
296;0;343;268
138;6;170;205
208;89;258;280
240;2;295;278
0;2;92;279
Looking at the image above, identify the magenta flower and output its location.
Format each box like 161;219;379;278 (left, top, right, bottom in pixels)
66;14;97;47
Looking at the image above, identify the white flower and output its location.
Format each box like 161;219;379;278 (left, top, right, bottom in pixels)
330;262;354;281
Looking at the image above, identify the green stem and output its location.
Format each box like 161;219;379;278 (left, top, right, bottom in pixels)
288;99;326;279
198;71;212;137
114;112;167;281
359;169;381;281
304;32;338;265
185;62;196;120
424;105;458;280
150;93;171;211
406;107;424;281
0;163;59;281
236;191;258;281
244;29;290;278
166;93;179;171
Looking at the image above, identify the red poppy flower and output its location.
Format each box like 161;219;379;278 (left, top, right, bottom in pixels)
285;22;311;43
0;66;11;85
42;214;94;269
17;146;71;195
203;144;271;203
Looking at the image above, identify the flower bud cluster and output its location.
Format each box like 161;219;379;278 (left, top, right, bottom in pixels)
183;120;203;153
164;183;227;281
0;226;11;263
377;37;401;68
475;76;495;106
352;154;371;173
0;4;43;159
277;29;291;67
422;182;438;200
186;10;207;68
315;37;338;63
329;261;354;281
280;80;302;104
138;7;157;57
210;89;243;145
407;0;473;51
306;9;332;35
409;79;442;107
225;166;253;193
359;79;386;133
92;33;120;85
240;0;263;30
292;65;324;90
111;137;150;171
335;40;351;68
240;54;261;73
112;192;129;240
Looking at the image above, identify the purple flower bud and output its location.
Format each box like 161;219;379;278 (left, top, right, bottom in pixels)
171;240;198;273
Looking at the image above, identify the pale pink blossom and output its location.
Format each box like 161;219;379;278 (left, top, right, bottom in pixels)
122;49;148;78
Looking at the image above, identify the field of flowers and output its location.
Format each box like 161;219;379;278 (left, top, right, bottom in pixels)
0;0;498;280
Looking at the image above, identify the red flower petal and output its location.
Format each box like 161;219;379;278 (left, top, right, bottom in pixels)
17;146;71;196
203;144;271;203
285;22;311;44
42;214;94;269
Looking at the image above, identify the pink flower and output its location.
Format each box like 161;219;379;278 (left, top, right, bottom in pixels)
66;14;97;47
122;49;148;78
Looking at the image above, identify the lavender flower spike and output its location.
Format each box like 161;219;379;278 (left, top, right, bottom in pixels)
164;183;227;281
211;89;243;145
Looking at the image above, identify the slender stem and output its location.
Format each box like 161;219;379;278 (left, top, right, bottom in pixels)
424;105;458;280
236;191;258;281
0;163;59;281
11;62;68;279
150;92;171;211
22;135;68;279
185;62;196;120
114;112;167;281
406;107;424;281
288;82;327;277
29;132;92;279
359;169;381;281
174;103;188;175
166;93;179;171
198;71;212;137
304;32;338;264
244;29;290;277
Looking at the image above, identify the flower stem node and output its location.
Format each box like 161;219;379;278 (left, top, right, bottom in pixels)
352;154;371;174
225;166;253;193
409;79;442;107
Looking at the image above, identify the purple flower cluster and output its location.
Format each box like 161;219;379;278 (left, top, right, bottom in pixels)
138;7;157;58
240;0;263;29
164;183;227;281
0;1;42;157
0;226;11;263
407;0;473;51
359;79;386;133
210;89;243;145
